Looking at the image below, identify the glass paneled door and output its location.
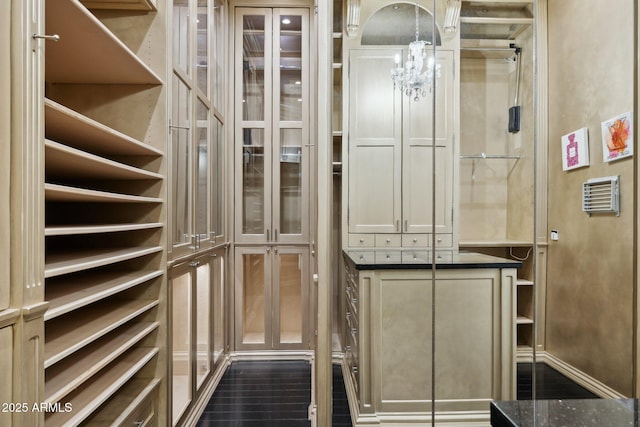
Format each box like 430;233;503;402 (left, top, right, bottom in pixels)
234;7;310;244
234;246;310;351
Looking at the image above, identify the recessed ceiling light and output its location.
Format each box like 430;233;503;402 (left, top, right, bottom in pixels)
282;18;291;25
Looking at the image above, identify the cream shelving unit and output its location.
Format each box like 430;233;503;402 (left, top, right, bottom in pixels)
459;242;536;359
43;0;166;425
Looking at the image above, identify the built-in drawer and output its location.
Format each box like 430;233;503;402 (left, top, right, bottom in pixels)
349;251;375;264
375;233;401;247
434;234;453;248
433;251;453;263
401;250;429;263
348;233;374;247
375;251;402;264
402;234;428;247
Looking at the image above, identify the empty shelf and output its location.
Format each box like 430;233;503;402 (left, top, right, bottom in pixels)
45;321;159;403
45;246;162;278
44;347;158;426
83;378;160;426
516;316;534;325
45;298;158;368
45;183;163;203
45;222;163;236
45;140;163;181
45;0;162;84
45;99;163;157
79;0;157;11
45;269;163;320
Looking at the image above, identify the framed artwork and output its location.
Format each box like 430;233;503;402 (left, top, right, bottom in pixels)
561;127;589;171
601;112;633;162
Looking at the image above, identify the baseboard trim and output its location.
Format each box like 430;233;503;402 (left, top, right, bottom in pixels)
183;355;232;427
536;351;626;399
230;350;314;361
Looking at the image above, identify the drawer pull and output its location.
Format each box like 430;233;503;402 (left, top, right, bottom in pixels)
345;345;351;351
352;298;357;304
352;366;358;374
346;312;351;318
413;238;418;243
359;238;364;243
386;238;391;243
351;328;357;334
437;238;442;243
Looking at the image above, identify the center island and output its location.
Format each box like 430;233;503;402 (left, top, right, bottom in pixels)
340;249;522;426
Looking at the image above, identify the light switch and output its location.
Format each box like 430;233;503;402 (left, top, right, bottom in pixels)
550;230;559;241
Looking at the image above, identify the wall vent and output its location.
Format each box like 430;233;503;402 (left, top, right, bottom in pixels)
582;176;619;216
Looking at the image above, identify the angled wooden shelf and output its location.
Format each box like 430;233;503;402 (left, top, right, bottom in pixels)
44;299;158;368
79;0;157;11
45;321;159;403
45;222;163;237
44;246;162;279
45;0;162;84
45;140;163;181
45;99;163;157
45;183;163;204
44;347;159;426
83;377;160;426
45;269;163;320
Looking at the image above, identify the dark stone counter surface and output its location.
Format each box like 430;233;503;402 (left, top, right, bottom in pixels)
491;399;639;427
344;249;523;270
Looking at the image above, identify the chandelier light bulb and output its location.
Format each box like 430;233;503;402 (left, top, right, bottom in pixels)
390;5;441;101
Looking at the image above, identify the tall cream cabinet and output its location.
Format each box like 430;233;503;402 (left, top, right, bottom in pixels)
346;48;457;250
232;6;314;352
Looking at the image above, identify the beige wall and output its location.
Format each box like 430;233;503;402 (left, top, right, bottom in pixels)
459;26;535;243
547;0;634;395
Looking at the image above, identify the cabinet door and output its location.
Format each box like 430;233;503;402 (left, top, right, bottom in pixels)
194;254;213;390
234;246;272;350
212;248;225;366
235;246;310;351
170;262;193;424
348;49;402;234
403;50;454;234
235;9;274;243
272;9;310;244
273;246;310;349
235;8;310;244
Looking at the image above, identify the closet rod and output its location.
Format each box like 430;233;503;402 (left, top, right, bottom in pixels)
460;47;517;52
460;153;521;160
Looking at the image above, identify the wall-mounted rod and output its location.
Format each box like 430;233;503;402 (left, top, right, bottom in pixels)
460;47;518;52
460;153;521;160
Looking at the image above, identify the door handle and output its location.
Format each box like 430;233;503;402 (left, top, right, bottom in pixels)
274;229;278;241
266;228;270;242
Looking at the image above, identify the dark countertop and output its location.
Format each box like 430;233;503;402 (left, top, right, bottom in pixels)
491;400;639;427
344;249;522;270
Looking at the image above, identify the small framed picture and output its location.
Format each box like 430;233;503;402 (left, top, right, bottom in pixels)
602;112;633;163
561;127;589;171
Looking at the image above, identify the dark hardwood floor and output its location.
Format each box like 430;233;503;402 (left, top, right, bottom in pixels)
517;362;599;400
196;360;597;426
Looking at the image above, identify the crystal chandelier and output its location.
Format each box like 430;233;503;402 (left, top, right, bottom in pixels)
390;5;440;101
